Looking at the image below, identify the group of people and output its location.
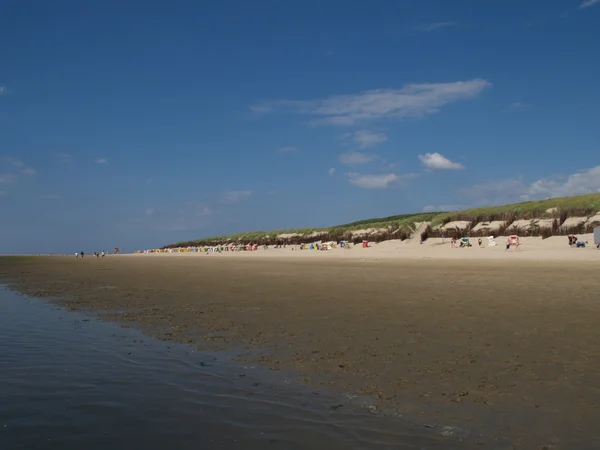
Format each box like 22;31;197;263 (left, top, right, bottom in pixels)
567;235;586;248
449;236;520;251
75;251;105;258
449;237;484;248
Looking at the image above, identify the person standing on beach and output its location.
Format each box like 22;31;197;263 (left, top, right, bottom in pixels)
80;251;85;258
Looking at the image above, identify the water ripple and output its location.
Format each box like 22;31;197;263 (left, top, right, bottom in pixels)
0;288;472;449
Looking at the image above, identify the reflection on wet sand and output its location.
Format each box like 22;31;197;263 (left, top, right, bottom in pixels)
2;255;600;448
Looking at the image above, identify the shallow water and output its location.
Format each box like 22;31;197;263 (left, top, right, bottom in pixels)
0;288;480;450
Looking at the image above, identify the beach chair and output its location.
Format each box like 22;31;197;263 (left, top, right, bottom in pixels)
487;236;497;247
506;235;520;251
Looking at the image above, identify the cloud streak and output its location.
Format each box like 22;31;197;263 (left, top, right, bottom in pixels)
422;204;466;212
580;0;600;9
507;102;532;110
94;158;108;164
346;172;418;189
339;151;379;166
2;157;25;168
419;152;464;170
459;165;600;204
252;78;492;126
219;190;252;203
0;174;17;183
347;172;398;189
348;130;388;148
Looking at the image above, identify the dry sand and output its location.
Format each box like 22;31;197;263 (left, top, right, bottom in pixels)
2;248;600;447
153;233;598;262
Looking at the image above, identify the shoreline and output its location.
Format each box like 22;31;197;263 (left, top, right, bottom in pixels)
2;255;600;447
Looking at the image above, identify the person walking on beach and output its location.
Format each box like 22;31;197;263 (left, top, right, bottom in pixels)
101;251;105;258
75;252;79;258
80;251;85;258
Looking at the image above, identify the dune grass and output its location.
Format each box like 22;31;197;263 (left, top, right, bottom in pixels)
167;212;439;248
164;193;600;248
424;193;600;240
430;193;600;227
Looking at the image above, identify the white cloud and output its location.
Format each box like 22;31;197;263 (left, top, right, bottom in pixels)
414;22;457;32
145;208;154;216
346;172;418;189
328;167;336;176
277;146;297;153
347;172;398;189
349;130;388;148
0;158;35;180
251;78;491;126
422;204;466;212
580;0;600;9
419;152;464;170
220;190;252;203
459;165;600;204
94;158;107;164
339;151;379;166
0;174;16;183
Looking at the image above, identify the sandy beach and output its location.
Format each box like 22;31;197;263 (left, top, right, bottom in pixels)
144;233;600;262
2;249;600;447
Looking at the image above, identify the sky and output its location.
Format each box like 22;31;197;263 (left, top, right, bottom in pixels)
1;0;599;253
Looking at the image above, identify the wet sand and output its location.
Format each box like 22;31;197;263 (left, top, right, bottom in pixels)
2;255;600;447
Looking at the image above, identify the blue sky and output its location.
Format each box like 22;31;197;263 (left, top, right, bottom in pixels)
1;0;599;253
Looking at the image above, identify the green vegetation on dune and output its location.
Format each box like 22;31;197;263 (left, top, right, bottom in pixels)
430;193;600;227
163;194;600;248
166;212;439;248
